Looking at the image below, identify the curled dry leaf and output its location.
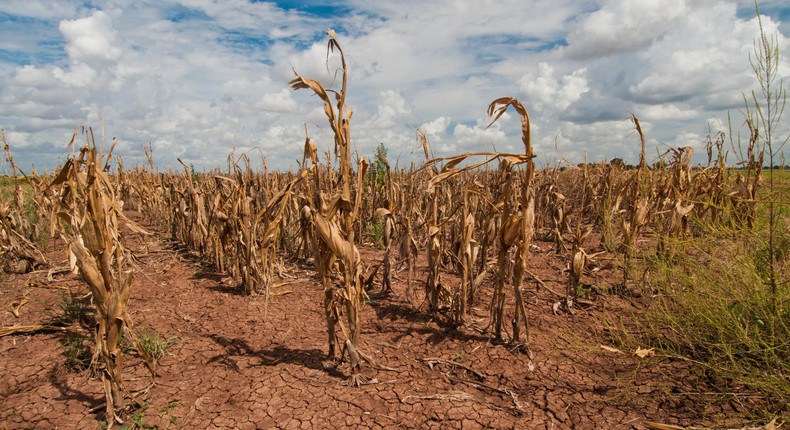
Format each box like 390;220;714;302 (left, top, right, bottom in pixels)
7;297;29;317
634;347;656;358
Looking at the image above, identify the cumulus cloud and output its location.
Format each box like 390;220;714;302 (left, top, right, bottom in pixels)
60;11;122;63
626;5;786;109
258;89;298;113
369;90;411;128
420;116;450;142
564;0;689;59
452;117;512;153
518;63;589;113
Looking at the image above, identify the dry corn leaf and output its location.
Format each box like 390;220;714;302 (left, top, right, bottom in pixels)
441;155;469;173
643;418;777;430
0;324;68;337
375;208;392;218
314;213;357;265
7;297;29;317
48;159;74;188
572;250;586;277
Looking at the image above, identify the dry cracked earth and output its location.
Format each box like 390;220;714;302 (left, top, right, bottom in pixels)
0;213;763;429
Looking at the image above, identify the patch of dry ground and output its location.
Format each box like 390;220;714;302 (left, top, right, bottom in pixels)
0;214;760;429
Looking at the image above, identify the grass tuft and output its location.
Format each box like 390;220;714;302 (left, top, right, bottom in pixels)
46;291;92;327
130;328;174;362
61;334;92;371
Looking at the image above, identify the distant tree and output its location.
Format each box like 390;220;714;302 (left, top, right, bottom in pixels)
610;158;625;168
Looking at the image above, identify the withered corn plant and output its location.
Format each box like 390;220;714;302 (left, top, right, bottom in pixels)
566;160;590;311
396;152;420;305
420;98;536;355
420;131;447;312
655;146;695;260
458;188;479;324
619;115;651;287
0;130;48;272
695;132;732;227
373;144;397;293
50;127;153;427
487;98;535;356
731;116;763;229
291;30;369;385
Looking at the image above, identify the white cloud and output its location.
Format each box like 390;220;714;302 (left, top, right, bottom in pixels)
420;116;451;142
0;0;787;171
59;11;122;63
0;0;84;20
635;104;699;121
370;90;411;128
564;0;689;59
627;8;787;108
52;62;97;88
452;118;511;153
518;62;589;113
258;89;298;113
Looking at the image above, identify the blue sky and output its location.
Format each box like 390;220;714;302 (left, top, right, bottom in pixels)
0;0;788;172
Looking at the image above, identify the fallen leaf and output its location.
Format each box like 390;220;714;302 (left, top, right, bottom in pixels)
634;347;655;358
7;297;29;318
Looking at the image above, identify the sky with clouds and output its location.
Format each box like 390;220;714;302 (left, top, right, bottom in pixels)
1;0;789;172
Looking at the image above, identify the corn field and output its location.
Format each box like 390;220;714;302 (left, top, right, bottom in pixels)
0;31;783;426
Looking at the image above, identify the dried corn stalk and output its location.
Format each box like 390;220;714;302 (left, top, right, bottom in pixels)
486;98;534;358
374;145;397;293
50;127;153;427
566;161;591;311
291;30;368;385
619;115;652;286
0;131;48;271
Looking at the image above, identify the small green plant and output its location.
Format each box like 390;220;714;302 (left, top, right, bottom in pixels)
160;402;178;413
364;219;386;247
189;163;198;182
130;404;147;428
129;328;173;362
116;403;157;430
367;142;388;187
46;291;91;326
61;334;91;371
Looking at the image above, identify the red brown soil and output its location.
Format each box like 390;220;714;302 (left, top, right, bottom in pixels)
0;213;761;429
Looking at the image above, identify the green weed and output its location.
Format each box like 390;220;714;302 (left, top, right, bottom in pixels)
129;328;174;362
364;219;386;248
46;291;91;326
61;334;91;371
